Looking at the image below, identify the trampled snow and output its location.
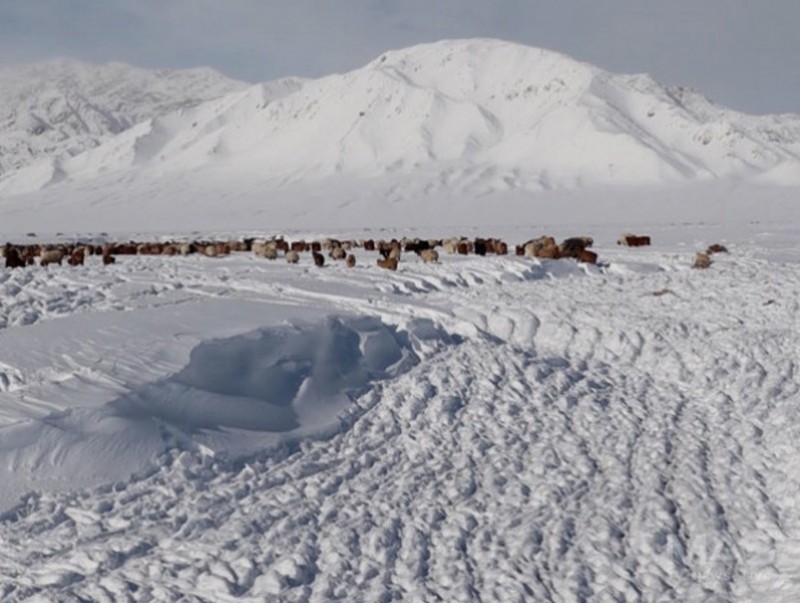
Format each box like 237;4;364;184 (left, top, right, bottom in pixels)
0;38;799;602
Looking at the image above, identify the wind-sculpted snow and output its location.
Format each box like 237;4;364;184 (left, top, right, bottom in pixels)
0;228;799;601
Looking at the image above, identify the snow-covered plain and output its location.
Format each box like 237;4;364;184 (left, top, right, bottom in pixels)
0;209;798;601
0;37;799;602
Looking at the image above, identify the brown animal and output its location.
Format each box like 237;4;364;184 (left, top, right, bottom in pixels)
346;254;356;268
363;239;376;252
312;251;325;267
102;246;116;265
377;257;398;271
618;234;651;247
524;237;559;259
707;243;728;254
67;248;85;266
693;252;712;269
559;236;593;258
576;249;598;264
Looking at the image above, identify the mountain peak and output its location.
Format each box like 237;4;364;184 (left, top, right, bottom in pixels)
2;39;800;199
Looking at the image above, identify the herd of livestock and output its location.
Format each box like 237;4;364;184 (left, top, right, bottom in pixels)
2;233;724;271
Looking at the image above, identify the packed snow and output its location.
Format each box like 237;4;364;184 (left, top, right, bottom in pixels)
0;37;799;602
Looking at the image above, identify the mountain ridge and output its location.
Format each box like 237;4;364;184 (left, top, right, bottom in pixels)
2;39;800;199
0;57;248;176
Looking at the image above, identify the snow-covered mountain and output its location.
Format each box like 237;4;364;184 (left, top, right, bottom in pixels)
3;38;800;198
0;58;248;176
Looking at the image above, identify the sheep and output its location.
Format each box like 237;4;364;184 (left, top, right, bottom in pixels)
312;251;325;267
443;238;459;254
346;254;356;268
330;246;347;261
67;247;85;266
576;249;598;264
419;248;439;263
707;243;728;254
4;245;24;269
40;248;64;267
524;236;559;259
285;250;300;264
377;257;398;271
618;234;651;247
559;236;593;258
101;245;116;265
253;241;278;259
693;252;712;269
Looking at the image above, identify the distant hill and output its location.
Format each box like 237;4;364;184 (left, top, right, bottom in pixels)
0;58;248;176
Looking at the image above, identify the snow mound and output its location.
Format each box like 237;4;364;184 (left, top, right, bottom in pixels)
113;315;421;441
0;315;453;507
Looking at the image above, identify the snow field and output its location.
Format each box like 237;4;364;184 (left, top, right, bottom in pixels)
0;228;797;600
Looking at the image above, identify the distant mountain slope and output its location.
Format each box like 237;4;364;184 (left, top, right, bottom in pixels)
0;58;249;176
1;39;800;199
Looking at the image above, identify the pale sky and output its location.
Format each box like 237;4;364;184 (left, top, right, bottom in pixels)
1;0;798;115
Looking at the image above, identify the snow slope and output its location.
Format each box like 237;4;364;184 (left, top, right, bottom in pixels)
2;38;800;203
0;221;798;600
0;58;248;179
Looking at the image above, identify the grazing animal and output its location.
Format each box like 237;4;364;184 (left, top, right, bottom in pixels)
346;254;356;268
67;248;85;266
363;239;376;251
419;248;439;263
618;234;651;247
4;245;24;269
311;241;322;253
693;252;712;269
559;236;593;258
494;241;508;255
377;257;398;271
40;248;64;267
285;250;300;264
330;246;346;261
443;238;459;254
291;240;308;253
576;249;598;264
524;236;559;259
707;243;728;254
313;251;325;267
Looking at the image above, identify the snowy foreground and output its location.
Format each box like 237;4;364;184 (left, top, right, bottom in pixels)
0;220;799;602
